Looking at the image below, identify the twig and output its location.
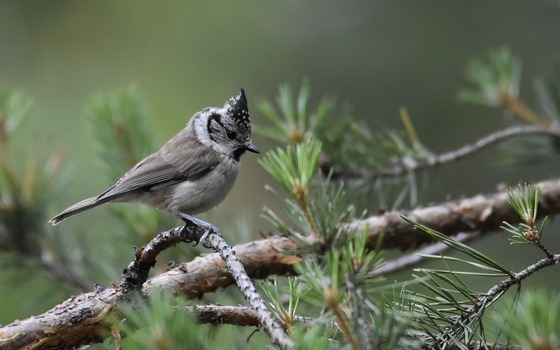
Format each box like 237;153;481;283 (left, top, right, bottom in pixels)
327;287;360;350
337;125;560;180
501;93;551;126
204;232;295;349
533;238;554;259
119;226;200;294
480;254;560;307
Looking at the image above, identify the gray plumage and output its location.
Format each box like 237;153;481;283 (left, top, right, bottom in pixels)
49;89;259;225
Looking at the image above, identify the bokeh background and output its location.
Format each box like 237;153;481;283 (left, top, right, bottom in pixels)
1;0;559;333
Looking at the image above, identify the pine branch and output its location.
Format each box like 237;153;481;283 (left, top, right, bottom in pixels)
2;178;560;348
331;125;560;180
0;286;118;349
0;291;303;350
10;176;560;298
433;253;560;348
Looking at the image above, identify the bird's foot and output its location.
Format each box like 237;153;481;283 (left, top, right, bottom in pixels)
179;213;223;248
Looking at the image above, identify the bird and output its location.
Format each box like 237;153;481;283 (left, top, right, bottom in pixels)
49;89;259;244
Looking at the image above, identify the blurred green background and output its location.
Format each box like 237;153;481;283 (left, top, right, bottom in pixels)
1;0;559;333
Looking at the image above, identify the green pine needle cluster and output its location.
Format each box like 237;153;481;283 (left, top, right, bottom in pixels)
458;47;553;128
87;86;155;181
255;81;430;178
111;291;203;350
397;182;553;349
259;135;323;241
259;134;322;204
259;135;417;348
458;47;521;108
254;81;334;146
502;184;547;244
493;290;560;350
289;228;417;349
86;87;174;242
0;85;66;255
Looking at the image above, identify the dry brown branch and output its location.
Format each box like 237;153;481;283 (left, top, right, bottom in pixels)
0;287;119;350
144;236;299;297
351;178;560;250
185;304;311;327
187;304;261;327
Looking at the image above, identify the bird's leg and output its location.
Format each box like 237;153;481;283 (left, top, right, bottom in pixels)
179;212;223;247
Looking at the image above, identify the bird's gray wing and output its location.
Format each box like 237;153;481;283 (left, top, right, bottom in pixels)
97;144;220;201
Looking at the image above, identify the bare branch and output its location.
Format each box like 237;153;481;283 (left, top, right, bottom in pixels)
203;232;294;349
186;304;311;327
350;178;560;250
0;287;119;350
333;125;560;180
187;304;261;327
120;221;294;348
119;225;200;294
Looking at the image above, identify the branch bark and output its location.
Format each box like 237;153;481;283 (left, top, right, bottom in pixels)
144;235;299;298
350;177;560;250
203;232;294;349
185;304;311;327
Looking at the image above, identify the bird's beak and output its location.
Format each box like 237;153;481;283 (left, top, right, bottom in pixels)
245;143;260;154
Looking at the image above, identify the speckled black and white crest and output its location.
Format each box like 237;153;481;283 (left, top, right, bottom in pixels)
227;89;251;135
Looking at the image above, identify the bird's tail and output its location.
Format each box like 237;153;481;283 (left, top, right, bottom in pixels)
49;196;111;225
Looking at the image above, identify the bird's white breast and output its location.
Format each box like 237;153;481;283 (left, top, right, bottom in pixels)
164;156;240;215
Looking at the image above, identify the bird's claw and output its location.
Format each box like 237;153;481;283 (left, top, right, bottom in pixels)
179;212;223;248
193;229;211;247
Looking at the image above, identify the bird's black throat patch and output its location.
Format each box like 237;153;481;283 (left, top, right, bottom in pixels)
232;147;246;161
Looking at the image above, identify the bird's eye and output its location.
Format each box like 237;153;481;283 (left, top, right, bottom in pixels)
226;131;237;140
